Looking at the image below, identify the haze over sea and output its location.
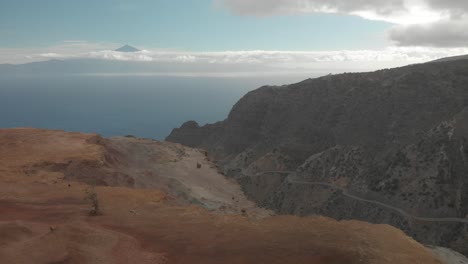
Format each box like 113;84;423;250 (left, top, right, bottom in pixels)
0;75;310;139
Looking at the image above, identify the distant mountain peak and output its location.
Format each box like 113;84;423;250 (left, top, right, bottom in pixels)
115;45;140;53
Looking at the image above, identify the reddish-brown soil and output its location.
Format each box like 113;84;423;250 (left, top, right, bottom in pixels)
0;128;444;264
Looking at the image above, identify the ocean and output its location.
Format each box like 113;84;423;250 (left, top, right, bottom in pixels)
0;75;309;139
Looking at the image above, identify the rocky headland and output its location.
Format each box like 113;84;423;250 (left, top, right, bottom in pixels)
167;58;468;255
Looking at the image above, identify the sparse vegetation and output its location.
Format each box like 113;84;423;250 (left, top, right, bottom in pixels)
84;183;100;216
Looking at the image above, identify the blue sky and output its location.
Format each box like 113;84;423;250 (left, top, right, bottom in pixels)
0;0;393;50
1;0;467;72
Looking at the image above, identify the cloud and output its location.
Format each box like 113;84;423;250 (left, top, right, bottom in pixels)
0;41;118;64
218;0;442;24
24;47;468;65
389;18;468;47
1;42;468;77
85;50;155;62
218;0;468;47
425;0;468;18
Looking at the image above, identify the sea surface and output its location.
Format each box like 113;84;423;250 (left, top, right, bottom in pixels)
0;75;309;139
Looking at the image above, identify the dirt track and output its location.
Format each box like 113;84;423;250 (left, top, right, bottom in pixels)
243;170;468;224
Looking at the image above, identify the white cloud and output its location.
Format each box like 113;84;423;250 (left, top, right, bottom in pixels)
217;0;468;47
38;53;63;58
49;47;468;66
1;42;468;77
0;41;118;64
218;0;445;25
85;50;155;61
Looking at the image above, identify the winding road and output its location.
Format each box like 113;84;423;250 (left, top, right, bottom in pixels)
241;170;468;224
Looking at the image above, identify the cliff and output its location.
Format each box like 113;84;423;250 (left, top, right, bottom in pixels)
167;59;468;255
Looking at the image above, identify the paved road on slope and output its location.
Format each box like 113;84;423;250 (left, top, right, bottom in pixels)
241;171;468;224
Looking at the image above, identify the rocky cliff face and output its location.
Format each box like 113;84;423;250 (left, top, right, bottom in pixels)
167;59;468;255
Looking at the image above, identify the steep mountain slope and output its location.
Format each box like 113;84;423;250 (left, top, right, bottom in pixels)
167;59;468;255
0;128;445;263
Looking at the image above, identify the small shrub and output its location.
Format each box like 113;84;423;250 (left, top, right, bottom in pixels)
196;162;202;169
84;184;100;216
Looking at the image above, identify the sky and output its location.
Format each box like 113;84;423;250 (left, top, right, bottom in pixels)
1;0;468;74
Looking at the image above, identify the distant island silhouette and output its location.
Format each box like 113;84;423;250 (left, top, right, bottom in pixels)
115;45;140;52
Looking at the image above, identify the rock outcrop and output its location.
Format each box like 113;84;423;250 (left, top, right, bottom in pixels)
167;59;468;255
